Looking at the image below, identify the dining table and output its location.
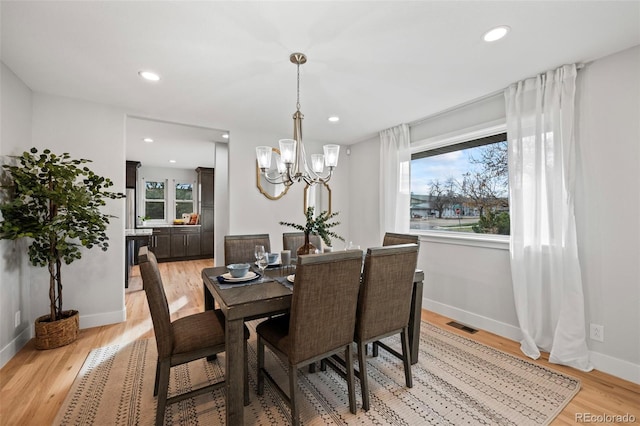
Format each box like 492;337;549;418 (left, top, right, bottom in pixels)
202;263;424;425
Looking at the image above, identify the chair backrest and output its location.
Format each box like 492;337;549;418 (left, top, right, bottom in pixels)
288;250;363;364
282;232;323;253
138;246;174;359
224;234;271;265
356;244;419;342
382;232;419;247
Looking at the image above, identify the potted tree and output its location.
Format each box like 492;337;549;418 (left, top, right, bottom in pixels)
0;148;124;349
280;206;345;255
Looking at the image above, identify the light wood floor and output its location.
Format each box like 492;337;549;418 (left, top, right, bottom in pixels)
1;259;638;425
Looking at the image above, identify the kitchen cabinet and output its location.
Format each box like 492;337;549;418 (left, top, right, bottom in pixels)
149;227;171;259
197;167;214;257
126;161;140;189
170;226;201;258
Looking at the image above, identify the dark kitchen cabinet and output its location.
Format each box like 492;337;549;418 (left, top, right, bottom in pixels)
170;227;201;258
126;161;141;189
149;227;171;259
197;167;214;257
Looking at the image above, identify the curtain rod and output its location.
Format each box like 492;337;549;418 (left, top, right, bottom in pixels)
409;62;588;129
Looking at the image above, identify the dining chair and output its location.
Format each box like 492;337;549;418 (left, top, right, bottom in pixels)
354;243;419;410
282;231;323;254
382;232;419;247
224;233;271;265
256;250;364;426
138;246;250;426
371;232;420;358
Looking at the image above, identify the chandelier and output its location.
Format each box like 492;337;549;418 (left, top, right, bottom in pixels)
256;53;339;187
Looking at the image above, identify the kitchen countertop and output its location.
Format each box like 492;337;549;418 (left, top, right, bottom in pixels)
125;228;153;237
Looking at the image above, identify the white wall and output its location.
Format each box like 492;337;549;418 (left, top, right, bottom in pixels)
29;93;127;331
348;46;640;383
575;46;640;380
0;63;33;368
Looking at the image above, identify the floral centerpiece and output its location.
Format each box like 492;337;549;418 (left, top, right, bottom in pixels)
279;207;344;255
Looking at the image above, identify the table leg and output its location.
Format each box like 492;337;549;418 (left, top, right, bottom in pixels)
226;317;245;425
204;282;215;311
409;280;423;364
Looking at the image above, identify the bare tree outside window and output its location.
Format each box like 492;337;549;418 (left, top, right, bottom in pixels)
410;134;509;235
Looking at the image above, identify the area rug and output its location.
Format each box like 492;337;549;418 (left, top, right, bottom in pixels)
54;321;580;425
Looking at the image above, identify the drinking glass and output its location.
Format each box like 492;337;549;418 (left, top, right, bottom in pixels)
255;245;268;281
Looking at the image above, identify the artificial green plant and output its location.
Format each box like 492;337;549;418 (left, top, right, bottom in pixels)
279;206;345;247
0;148;124;322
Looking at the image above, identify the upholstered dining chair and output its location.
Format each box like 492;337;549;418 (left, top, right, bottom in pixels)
355;243;419;411
256;250;364;426
138;246;250;426
382;232;419;247
224;233;271;265
282;231;323;254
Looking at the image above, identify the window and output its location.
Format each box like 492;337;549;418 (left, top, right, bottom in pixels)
144;180;166;220
175;182;194;218
410;132;509;235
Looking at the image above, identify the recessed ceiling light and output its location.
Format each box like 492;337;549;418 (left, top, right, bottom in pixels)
143;138;154;143
483;25;510;42
328;116;340;123
222;133;229;139
169;160;176;163
138;70;160;81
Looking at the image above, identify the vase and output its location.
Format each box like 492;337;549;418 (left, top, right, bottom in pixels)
297;232;317;256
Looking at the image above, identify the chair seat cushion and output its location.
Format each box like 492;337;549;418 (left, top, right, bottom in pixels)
172;310;225;354
256;314;291;356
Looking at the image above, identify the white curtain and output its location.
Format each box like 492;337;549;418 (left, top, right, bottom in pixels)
379;124;411;235
506;64;592;371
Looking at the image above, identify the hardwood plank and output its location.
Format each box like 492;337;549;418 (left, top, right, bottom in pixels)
1;259;637;425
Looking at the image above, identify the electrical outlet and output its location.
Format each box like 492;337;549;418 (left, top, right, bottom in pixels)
14;310;21;328
590;323;604;342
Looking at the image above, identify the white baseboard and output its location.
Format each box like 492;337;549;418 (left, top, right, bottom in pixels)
424;298;640;385
0;310;126;369
79;309;126;330
0;326;32;369
423;298;522;341
589;349;640;385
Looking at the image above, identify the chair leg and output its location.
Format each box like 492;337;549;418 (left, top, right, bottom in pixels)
153;357;161;396
289;364;299;426
155;360;171;426
345;344;357;414
400;327;413;388
357;341;370;411
257;336;265;396
244;339;250;406
372;341;379;357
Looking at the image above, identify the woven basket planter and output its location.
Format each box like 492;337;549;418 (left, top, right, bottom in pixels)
34;310;79;350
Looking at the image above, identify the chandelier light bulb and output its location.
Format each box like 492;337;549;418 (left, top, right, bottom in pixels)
311;154;325;173
279;139;296;164
256;146;273;169
323;145;340;168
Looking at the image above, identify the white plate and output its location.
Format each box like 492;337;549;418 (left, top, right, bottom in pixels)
287;274;295;283
220;271;258;282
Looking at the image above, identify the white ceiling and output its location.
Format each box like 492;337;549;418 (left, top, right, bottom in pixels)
2;1;639;156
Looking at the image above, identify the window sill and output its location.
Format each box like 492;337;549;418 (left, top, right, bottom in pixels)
415;231;509;250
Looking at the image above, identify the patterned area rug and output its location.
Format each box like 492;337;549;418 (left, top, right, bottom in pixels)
54;321;580;425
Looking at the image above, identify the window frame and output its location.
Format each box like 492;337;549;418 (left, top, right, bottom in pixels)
174;181;195;220
410;121;510;250
142;178;167;223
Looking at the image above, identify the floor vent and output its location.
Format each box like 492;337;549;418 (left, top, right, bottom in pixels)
447;321;478;334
